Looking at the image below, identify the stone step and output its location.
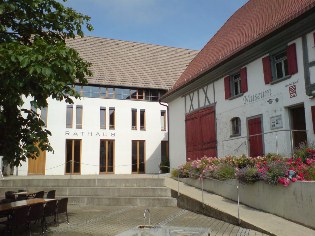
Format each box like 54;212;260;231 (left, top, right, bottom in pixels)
0;176;176;207
0;187;172;198
66;196;177;207
0;178;165;188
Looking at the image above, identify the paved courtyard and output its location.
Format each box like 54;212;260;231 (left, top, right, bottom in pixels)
40;204;267;236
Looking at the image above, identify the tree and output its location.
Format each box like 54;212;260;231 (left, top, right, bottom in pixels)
0;0;93;167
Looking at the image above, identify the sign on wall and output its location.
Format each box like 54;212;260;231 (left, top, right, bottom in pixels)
270;115;283;130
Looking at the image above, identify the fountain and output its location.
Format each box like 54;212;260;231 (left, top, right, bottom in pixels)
116;208;210;236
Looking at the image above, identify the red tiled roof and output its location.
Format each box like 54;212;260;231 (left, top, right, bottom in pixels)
166;0;315;97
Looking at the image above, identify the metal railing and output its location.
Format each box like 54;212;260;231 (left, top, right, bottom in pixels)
222;129;308;157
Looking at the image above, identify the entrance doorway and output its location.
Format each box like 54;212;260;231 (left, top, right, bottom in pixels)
289;105;307;149
28;145;46;175
65;139;81;174
132;140;145;173
100;140;115;173
185;106;216;161
247;115;264;157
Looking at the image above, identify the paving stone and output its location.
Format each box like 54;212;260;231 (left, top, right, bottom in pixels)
39;204;263;236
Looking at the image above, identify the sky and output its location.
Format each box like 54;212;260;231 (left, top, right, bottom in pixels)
63;0;248;50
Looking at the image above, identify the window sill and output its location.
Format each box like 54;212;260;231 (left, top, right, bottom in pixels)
230;134;241;138
228;93;243;100
270;75;291;85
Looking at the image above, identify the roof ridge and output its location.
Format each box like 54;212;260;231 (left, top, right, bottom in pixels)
75;35;199;52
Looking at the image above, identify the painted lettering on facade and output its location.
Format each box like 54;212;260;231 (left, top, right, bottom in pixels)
243;89;271;105
65;131;116;137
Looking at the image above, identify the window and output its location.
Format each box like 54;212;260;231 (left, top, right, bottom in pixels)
70;85;166;101
100;107;106;129
116;88;130;100
274;51;289;80
76;105;83;129
132;140;145;173
262;43;298;84
65;139;81;174
224;67;247;99
161;110;166;131
140;109;145;130
161;141;169;163
109;107;115;130
66;105;73;128
83;86;92;97
40;107;48;127
231;73;241;97
100;87;106;98
138;89;144;100
231;117;241;136
107;88;115;99
100;140;115;173
74;85;83;96
131;109;137;130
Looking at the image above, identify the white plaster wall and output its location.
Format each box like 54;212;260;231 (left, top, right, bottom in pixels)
168;32;315;168
18;96;168;175
168;96;186;170
216;38;308;157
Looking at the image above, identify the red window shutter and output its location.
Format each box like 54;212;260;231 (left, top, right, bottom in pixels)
312;106;315;134
224;76;231;99
287;43;298;75
262;56;272;84
240;67;248;93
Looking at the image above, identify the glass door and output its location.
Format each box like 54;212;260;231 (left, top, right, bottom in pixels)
100;140;115;173
132;140;145;173
65;139;81;174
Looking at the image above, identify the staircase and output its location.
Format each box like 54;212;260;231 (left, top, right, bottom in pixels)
0;176;177;207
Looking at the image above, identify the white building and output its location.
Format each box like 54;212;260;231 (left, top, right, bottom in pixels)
18;37;197;175
161;0;315;169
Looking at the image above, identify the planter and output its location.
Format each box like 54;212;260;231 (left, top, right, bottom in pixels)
179;178;315;229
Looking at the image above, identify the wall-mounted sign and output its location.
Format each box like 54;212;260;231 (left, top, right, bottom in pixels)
270;115;283;130
285;79;298;98
65;131;116;137
288;85;297;98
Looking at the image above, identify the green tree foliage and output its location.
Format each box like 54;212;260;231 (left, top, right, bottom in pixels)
0;0;93;166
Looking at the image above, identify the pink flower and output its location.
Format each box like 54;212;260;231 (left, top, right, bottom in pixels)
291;177;297;182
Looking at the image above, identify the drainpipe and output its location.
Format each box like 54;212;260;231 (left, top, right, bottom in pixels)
159;100;169;171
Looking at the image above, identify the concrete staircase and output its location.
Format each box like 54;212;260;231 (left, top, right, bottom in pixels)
0;176;177;207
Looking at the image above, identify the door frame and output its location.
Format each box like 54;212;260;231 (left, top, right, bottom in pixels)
65;139;82;175
288;103;307;152
247;114;264;157
99;139;115;174
132;140;146;174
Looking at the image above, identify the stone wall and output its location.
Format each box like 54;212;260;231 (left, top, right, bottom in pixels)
180;178;315;229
